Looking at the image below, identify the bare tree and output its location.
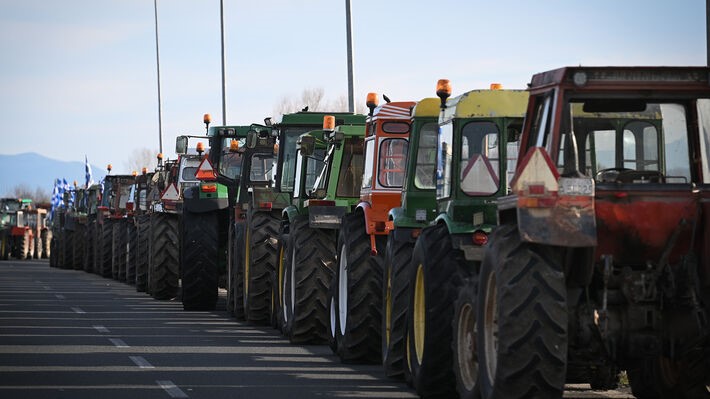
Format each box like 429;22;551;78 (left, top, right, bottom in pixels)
10;184;49;203
273;88;365;120
125;147;158;174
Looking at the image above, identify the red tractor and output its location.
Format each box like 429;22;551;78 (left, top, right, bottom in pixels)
476;66;710;399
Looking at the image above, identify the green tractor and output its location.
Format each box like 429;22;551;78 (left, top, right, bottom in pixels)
179;119;252;311
278;115;366;343
380;97;439;376
97;170;135;280
403;82;527;398
225;111;365;325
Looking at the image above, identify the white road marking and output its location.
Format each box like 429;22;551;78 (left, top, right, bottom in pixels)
70;307;85;314
108;338;128;348
129;356;154;369
55;294;65;300
156;380;189;398
93;325;109;333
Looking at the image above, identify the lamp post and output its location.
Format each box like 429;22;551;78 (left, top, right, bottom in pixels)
220;0;227;125
345;0;355;113
154;0;163;155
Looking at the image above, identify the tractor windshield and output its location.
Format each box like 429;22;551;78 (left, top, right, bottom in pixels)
249;153;276;184
278;127;313;192
378;138;408;188
217;138;244;181
336;137;364;197
555;99;696;184
413;122;438;189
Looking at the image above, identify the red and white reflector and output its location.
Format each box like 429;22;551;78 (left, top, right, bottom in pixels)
161;183;180;201
512;147;560;208
195;157;217;181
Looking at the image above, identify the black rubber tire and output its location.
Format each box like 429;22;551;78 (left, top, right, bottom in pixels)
126;221;137;285
41;230;51;259
333;212;383;363
73;225;85;271
62;230;74;269
405;224;467;398
17;230;30;260
283;216;336;344
231;222;246;320
48;235;56;266
628;354;710;399
149;213;180;300
135;214;150;292
180;210;219;310
112;220;127;281
382;230;415;378
99;221;113;277
226;221;236;316
33;231;41;259
243;210;279;323
83;223;94;273
272;228;288;332
477;223;567;399
453;276;481;399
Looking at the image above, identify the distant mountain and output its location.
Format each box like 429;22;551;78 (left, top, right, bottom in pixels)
0;153;105;198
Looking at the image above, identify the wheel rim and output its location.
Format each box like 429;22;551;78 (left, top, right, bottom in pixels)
329;294;337;339
384;265;393;347
483;270;498;384
338;244;348;336
287;245;297;323
457;301;478;391
413;264;425;364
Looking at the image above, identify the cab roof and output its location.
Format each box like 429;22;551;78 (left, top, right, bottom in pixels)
441;89;528;123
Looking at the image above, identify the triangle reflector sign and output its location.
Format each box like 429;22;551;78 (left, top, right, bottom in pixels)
195;157;217;181
160;183;180;201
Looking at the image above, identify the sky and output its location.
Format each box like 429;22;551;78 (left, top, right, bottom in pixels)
0;0;706;176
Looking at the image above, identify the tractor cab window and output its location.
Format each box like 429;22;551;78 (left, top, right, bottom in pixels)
414;122;438;189
218;138;244;181
437;123;454;199
378;138;408;188
293;148;326;199
249;154;276;184
278;127;312;193
698;99;710;183
460;121;501;196
336;137;364;197
562;100;691;184
362;139;375;190
460;121;500;196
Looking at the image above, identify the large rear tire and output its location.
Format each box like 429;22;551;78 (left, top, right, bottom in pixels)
628;354;710;399
99;221;113;277
477;223;567;399
405;224;467;398
230;223;245;320
112;220;127;281
135;214;150;292
382;230;415;378
283;216;335;344
243;210;279;323
73;225;85;271
180;210;218;310
149;213;180;300
333;212;383;363
126;221;137;284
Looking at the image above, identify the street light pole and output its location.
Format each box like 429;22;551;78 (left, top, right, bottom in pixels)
154;0;163;155
345;0;355;113
220;0;227;125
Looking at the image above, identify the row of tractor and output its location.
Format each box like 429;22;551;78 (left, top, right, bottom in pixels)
50;65;710;399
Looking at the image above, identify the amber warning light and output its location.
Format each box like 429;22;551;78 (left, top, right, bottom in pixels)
323;115;335;131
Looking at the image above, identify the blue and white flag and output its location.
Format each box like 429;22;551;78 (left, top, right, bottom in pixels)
85;155;94;189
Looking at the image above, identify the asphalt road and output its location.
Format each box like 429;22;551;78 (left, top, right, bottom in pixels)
0;260;635;399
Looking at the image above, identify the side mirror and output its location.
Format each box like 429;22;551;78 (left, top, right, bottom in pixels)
298;136;315;156
246;131;258;149
175;136;188;155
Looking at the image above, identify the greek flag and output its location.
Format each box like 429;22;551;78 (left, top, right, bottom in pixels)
85;155;93;188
